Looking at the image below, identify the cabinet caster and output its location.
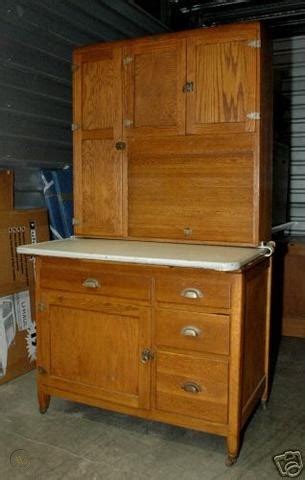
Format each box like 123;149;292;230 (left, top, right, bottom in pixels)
225;455;237;467
261;399;268;410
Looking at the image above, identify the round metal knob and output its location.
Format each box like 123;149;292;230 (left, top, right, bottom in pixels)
115;141;126;150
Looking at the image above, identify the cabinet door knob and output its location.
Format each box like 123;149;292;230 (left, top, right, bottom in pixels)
82;278;101;289
181;288;203;299
180;326;202;337
140;348;154;364
115;141;126;150
181;381;201;394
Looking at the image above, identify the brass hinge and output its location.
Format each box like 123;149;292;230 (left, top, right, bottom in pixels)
38;303;46;312
247;112;261;120
72;217;80;226
71;123;80;131
247;39;261;49
71;64;80;72
123;56;133;65
183;81;194;93
124;118;133;127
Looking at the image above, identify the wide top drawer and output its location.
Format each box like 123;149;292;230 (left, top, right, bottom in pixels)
39;261;152;303
155;272;231;309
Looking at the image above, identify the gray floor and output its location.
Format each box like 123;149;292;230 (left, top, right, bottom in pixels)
1;338;304;480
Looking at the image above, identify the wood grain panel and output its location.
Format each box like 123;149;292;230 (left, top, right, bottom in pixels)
155;351;228;424
187;38;257;134
128;145;255;244
123;39;186;136
40;262;152;303
73;47;125;236
41;296;151;409
82;58;115;131
75;139;123;237
155;272;231;309
241;264;268;411
155;309;230;355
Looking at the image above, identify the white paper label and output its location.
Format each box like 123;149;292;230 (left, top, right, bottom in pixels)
14;291;33;331
0;295;16;377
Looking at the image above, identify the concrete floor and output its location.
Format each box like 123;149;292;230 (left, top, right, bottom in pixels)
0;337;304;480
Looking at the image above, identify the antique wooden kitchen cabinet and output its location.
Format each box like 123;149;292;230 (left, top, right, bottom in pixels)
18;20;273;466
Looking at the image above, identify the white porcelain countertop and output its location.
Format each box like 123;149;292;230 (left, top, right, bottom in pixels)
17;237;268;272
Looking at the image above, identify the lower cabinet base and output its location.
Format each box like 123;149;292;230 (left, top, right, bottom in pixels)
34;256;271;466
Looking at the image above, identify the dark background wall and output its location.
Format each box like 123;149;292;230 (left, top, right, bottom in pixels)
0;0;168;209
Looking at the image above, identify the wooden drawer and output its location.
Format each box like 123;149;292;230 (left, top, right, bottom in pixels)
155;309;230;355
155;351;228;424
40;264;152;303
155;273;231;309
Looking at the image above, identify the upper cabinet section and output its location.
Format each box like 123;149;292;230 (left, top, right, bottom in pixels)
123;38;186;137
72;22;271;246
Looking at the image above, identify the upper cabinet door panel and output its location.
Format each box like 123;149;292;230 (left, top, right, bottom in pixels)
186;34;258;135
74;47;122;139
123;39;186;137
73;47;126;237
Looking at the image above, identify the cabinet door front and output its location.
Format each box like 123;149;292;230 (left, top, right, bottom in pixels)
186;33;258;134
123;38;186;137
73;47;126;237
38;292;151;410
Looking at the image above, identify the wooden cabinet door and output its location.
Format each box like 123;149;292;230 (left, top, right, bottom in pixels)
37;291;152;410
186;29;259;135
123;38;186;137
73;47;126;237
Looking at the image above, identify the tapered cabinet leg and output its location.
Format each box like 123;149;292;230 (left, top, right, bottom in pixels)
38;388;50;414
226;434;240;466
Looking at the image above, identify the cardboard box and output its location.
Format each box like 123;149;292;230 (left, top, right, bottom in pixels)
0;170;14;210
0;208;49;385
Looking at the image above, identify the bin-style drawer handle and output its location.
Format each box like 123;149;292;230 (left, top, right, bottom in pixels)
181;381;202;394
180;326;202;337
181;288;203;299
82;278;101;289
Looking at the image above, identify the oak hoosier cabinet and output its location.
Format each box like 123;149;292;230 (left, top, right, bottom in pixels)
17;21;273;466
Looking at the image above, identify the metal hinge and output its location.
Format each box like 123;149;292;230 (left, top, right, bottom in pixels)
72;218;80;226
71;123;80;131
247;39;261;49
247;112;261;120
38;303;46;312
183;81;194;93
124;118;133;127
123;56;133;65
71;64;80;72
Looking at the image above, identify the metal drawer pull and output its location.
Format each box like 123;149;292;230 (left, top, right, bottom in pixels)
181;288;203;299
82;278;101;289
181;381;201;394
180;326;202;337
